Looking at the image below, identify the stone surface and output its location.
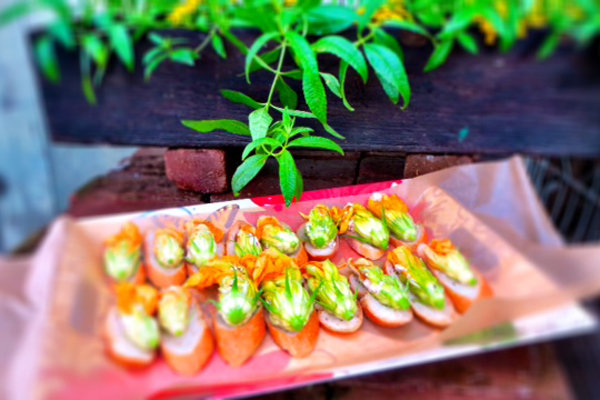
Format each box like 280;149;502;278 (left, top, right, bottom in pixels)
404;154;475;179
164;148;227;193
357;154;406;184
69;148;204;217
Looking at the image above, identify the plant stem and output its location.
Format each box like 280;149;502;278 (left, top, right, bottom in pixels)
264;41;287;111
195;26;217;53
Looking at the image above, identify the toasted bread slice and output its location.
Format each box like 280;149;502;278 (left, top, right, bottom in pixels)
317;305;363;333
214;307;266;367
297;223;339;261
103;307;156;369
346;238;386;260
267;311;319;358
160;301;214;375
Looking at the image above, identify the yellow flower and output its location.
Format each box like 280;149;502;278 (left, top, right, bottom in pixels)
168;0;203;26
284;0;297;6
373;0;412;24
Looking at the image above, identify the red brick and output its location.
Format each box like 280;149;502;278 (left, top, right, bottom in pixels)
164;149;227;193
404;154;474;179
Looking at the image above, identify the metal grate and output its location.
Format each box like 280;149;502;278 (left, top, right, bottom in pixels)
526;157;600;243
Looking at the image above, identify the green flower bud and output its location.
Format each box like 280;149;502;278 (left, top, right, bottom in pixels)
359;265;411;310
120;307;160;350
158;289;190;336
218;269;260;326
423;245;477;286
155;231;184;269
352;207;389;249
104;242;141;282
263;268;313;332
187;224;217;266
261;225;300;255
235;230;262;257
305;207;338;249
307;261;357;321
387;210;418;243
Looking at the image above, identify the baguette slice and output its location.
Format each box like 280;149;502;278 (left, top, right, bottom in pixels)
297;223;339;261
346;237;386;260
103;307;156;369
214;307;266;367
348;275;412;327
267;311;319;358
416;244;492;313
384;261;455;328
317;304;363;333
160;300;214;375
144;230;186;288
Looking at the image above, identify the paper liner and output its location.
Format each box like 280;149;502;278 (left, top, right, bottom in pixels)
1;156;599;400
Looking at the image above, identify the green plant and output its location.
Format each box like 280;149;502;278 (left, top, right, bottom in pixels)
2;0;599;205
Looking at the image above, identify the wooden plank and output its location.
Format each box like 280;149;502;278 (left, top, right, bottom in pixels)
37;30;600;156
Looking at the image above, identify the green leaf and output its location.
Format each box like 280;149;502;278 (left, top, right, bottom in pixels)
457;32;478;54
242;137;281;160
439;9;476;39
248;47;281;74
312;35;368;83
272;107;317;119
306;5;357;35
374;28;404;62
286;31;318;71
295;166;304;202
339;62;355;112
48;20;75;49
357;0;386;29
108;24;134;71
276;78;298;109
144;53;168;80
148;32;165;45
302;69;328;123
245;31;280;83
170;48;197;66
364;43;411;109
320;72;341;98
221;89;262;109
212;34;227;58
232;154;269;195
143;47;163;65
323;123;345;140
182;119;251;136
0;2;32;26
82;34;109;68
34;36;60;83
277;150;298;206
248;107;272;140
537;31;561;60
288;136;344;155
424;39;454;72
381;21;431;38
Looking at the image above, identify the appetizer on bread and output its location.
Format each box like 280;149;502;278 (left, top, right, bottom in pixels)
255;249;318;357
347;258;412;327
157;286;214;375
418;240;492;313
184;220;224;275
256;216;308;265
368;193;426;249
304;260;363;333
297;205;340;261
103;222;146;284
145;227;187;288
104;283;160;368
334;204;389;260
186;257;265;367
224;221;262;257
386;247;455;327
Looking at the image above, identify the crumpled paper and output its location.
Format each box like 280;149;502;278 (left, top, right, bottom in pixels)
1;156;599;400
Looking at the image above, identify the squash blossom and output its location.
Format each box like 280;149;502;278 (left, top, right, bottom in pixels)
368;193;418;243
218;267;260;326
116;283;160;350
158;287;191;336
305;205;338;249
263;268;313;332
154;228;185;269
234;227;262;257
388;247;446;309
258;218;300;255
104;222;143;282
306;260;358;321
353;259;410;310
422;240;478;286
186;223;217;267
349;204;389;249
